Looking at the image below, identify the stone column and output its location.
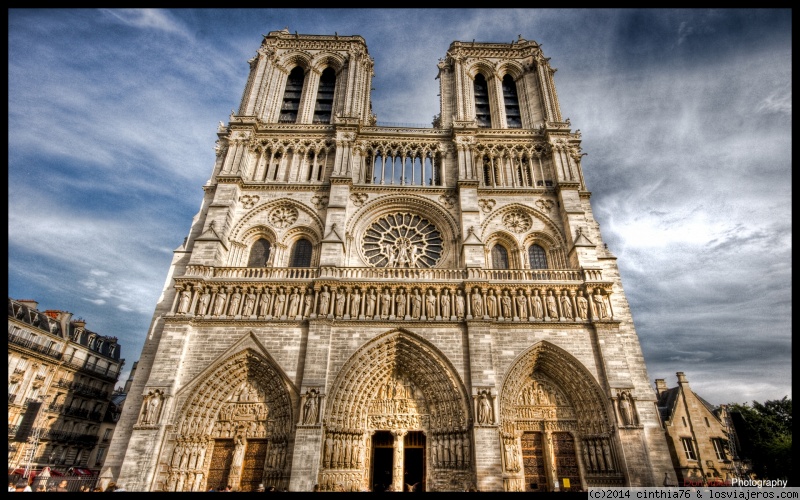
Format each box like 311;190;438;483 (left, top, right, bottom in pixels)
391;430;408;492
543;430;558;491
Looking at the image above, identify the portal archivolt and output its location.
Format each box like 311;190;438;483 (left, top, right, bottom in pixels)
164;349;298;492
320;329;473;491
499;341;623;491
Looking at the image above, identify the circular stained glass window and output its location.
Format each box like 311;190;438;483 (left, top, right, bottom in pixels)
362;213;443;268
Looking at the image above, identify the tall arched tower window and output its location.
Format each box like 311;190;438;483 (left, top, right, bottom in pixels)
247;239;272;267
491;244;509;269
313;68;336;124
290;238;313;267
528;244;548;269
502;74;521;128
473;74;491;128
279;67;305;123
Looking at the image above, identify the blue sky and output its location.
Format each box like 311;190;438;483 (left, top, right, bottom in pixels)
8;9;791;405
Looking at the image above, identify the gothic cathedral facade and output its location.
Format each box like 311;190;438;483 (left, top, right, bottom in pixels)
103;30;673;492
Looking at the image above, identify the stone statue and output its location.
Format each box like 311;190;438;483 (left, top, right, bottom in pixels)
471;288;484;317
440;289;451;318
303;390;319;425
318;286;331;316
380;289;392;319
501;290;512;318
213;290;227;316
350;289;361;317
242;290;256;316
560;291;573;319
532;290;544;319
546;290;558;319
288;287;300;317
593;290;608;319
515;289;527;318
178;290;191;314
335;288;346;318
425;289;436;318
303;289;314;318
395;289;407;317
455;289;465;319
231;435;246;470
366;289;377;317
259;290;272;316
478;392;492;424
197;290;211;315
273;288;286;317
619;391;635;426
228;289;241;316
486;289;498;318
411;289;422;319
576;290;588;320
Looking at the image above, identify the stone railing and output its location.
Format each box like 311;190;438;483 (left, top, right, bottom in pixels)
179;266;602;283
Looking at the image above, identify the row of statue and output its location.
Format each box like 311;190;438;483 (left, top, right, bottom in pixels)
323;432;366;469
430;432;472;469
583;437;617;473
175;284;614;322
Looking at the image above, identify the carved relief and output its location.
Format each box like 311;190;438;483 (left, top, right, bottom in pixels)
268;204;298;228
502;210;532;233
239;195;260;209
350;193;369;207
535;199;554;212
478;199;496;213
140;389;164;425
310;195;329;209
438;194;456;209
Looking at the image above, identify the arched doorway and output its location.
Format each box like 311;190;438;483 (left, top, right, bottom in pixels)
321;329;472;492
499;341;622;491
164;349;298;492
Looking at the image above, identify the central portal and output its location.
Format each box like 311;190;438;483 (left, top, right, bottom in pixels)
370;430;427;492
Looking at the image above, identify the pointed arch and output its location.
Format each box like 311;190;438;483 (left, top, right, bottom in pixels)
499;340;612;435
325;328;471;433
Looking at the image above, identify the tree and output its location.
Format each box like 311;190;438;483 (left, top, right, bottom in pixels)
728;397;792;482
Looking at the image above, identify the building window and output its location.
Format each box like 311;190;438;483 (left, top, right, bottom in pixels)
95;447;106;466
103;428;113;442
313;67;336;124
502;74;521;128
712;438;727;461
528;244;548;269
705;417;710;427
491;245;509;269
681;438;697;460
279;67;304;123
473;74;491;128
290;239;313;267
247;238;272;267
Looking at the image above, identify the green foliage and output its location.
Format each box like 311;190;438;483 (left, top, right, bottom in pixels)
728;397;792;481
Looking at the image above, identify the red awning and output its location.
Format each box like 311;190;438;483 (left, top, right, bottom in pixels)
70;468;94;476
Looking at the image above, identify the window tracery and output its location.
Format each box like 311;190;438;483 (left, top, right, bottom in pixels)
362;213;443;268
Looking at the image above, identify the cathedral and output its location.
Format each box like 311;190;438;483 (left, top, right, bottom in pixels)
103;29;673;492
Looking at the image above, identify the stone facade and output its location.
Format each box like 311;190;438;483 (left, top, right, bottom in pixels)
103;29;673;492
656;373;742;487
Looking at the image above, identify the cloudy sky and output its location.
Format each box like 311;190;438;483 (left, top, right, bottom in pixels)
9;9;791;406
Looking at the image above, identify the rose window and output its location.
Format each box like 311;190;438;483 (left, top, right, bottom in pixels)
268;205;298;229
362;213;443;268
502;211;532;233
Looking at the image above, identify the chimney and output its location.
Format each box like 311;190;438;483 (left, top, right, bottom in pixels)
655;379;668;396
676;372;689;385
17;299;39;310
72;318;86;329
